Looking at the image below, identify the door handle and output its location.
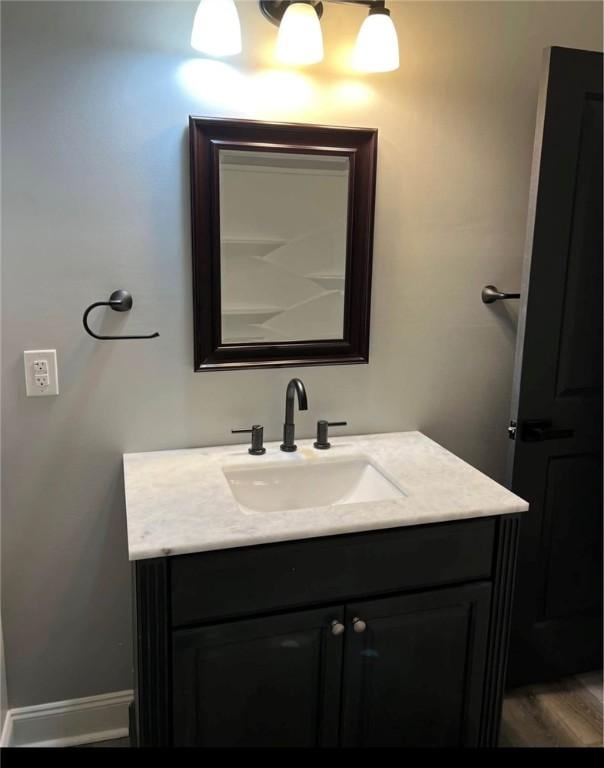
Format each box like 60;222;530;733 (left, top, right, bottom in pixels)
521;419;574;442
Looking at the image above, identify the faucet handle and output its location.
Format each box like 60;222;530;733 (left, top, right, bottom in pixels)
314;420;347;450
232;425;266;456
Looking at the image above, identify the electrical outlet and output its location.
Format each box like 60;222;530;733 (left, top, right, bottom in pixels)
33;359;48;374
34;374;49;391
24;350;59;397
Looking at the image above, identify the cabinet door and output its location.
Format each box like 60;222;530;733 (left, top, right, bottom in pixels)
340;583;491;747
172;605;344;747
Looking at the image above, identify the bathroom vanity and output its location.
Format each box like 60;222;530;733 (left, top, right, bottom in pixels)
124;432;528;748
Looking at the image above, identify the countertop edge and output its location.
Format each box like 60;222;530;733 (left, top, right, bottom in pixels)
127;503;528;562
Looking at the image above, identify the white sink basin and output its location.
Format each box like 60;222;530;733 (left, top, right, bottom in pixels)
223;455;406;514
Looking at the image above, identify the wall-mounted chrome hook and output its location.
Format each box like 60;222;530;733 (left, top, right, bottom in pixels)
481;285;521;304
82;290;160;340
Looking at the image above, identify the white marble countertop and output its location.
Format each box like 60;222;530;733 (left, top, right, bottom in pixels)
123;431;528;561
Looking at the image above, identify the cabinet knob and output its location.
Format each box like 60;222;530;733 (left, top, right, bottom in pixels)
352;617;367;634
330;620;345;636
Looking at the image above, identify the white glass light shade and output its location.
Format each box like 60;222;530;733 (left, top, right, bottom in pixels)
191;0;242;57
276;3;324;66
353;11;399;73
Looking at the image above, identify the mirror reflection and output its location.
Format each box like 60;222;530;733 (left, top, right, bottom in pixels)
219;149;350;344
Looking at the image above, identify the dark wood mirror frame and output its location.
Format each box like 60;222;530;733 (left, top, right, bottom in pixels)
189;116;377;372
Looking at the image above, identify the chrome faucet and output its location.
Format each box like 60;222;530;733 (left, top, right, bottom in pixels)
280;378;308;452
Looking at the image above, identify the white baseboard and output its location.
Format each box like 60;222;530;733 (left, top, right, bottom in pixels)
1;710;13;748
0;690;133;748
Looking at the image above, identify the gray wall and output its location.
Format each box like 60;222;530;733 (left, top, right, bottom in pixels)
0;626;6;728
1;2;6;723
2;1;602;707
0;24;4;720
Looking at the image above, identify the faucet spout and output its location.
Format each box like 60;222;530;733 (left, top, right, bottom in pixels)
285;378;308;423
281;378;308;452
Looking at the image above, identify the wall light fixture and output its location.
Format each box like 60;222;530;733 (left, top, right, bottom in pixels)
190;0;400;72
191;0;242;57
274;2;324;66
351;3;399;72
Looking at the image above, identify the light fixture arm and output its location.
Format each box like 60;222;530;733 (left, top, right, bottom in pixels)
331;1;387;9
259;0;388;27
260;1;323;26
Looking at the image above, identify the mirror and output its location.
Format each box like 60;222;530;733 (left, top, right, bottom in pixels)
219;150;350;344
189;118;377;371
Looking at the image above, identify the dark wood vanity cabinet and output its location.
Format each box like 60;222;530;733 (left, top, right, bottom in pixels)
132;515;520;748
172;605;344;747
340;585;491;747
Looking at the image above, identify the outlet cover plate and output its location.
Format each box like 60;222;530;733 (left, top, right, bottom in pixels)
24;350;59;396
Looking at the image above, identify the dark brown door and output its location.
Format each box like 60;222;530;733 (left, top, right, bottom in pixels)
507;47;603;686
172;605;344;746
340;584;491;747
